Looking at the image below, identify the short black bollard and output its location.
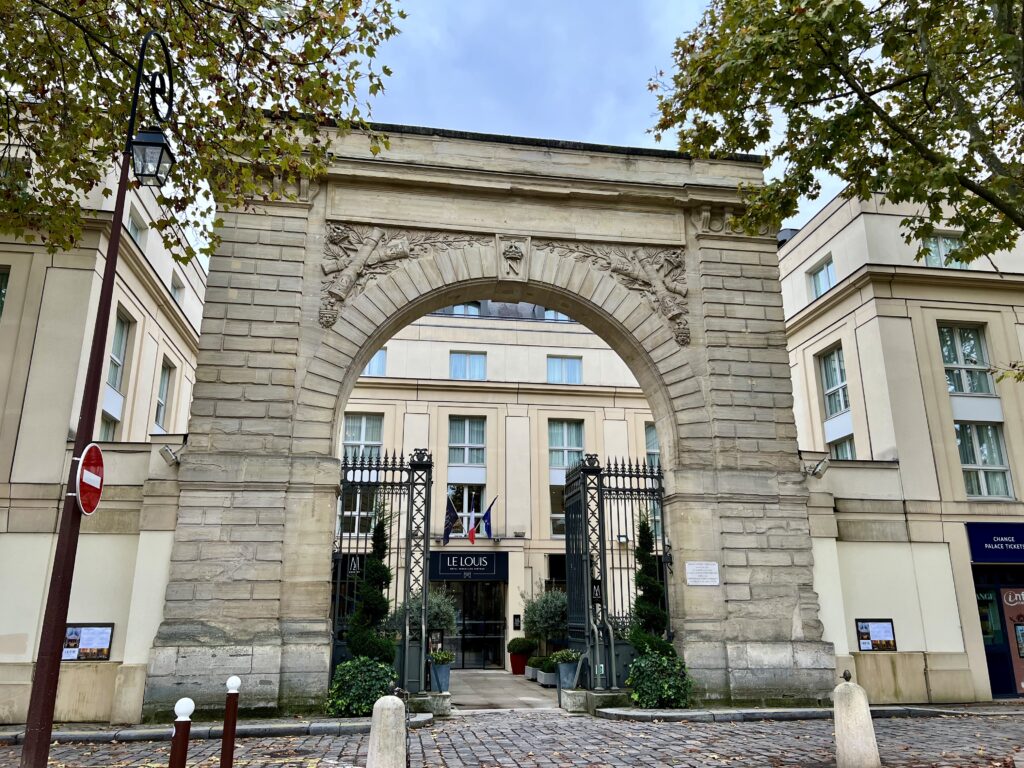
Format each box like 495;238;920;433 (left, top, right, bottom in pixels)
168;698;194;768
220;675;241;768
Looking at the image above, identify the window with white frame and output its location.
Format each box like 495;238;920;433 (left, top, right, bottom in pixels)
829;436;856;460
446;483;485;537
362;348;387;376
549;484;566;536
549;419;584;468
154;359;174;432
342;413;383;460
938;325;993;394
819;346;850;418
449;351;486;380
809;257;836;298
127;210;146;245
0;269;8;319
107;314;131;392
171;272;185;304
544;308;570;321
645;422;660;467
955;422;1012;497
449;416;485;465
338;485;379;536
100;416;117;441
547;355;582;384
924;236;968;269
450;302;481;316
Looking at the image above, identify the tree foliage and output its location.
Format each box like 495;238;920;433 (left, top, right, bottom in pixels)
1;0;404;260
348;516;394;663
521;589;567;653
656;0;1024;263
633;514;668;636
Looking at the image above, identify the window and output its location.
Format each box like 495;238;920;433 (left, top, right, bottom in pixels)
547;356;582;384
939;325;992;394
819;347;849;418
171;272;185;304
544;309;570;321
127;211;146;245
342;413;383;459
645;422;660;468
154;360;174;431
955;423;1011;497
924;236;968;269
338;485;379;535
809;257;836;298
549;485;566;536
448;416;485;465
100;416;116;442
829;436;856;460
451;302;481;316
446;484;484;538
0;269;7;318
449;351;486;380
107;314;130;392
362;348;387;377
549;419;584;468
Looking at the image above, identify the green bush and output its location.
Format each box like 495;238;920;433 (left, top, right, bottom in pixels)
522;589;567;652
626;652;693;709
634;515;668;635
386;588;458;641
539;657;559;674
325;657;397;717
549;648;580;665
526;655;547;669
629;627;677;658
507;637;538;655
428;649;455;665
348;518;395;664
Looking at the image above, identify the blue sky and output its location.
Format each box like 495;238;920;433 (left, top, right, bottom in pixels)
368;1;837;227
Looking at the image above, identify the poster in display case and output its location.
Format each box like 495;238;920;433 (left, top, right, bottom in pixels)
62;624;114;661
855;619;897;652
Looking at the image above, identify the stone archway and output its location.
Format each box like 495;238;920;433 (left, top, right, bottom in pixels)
144;128;834;713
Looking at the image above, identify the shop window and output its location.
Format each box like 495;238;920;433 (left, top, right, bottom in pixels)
342;413;383;459
819;346;849;418
939;325;993;394
546;355;582;384
450;351;486;380
449;416;485;465
955;422;1012;497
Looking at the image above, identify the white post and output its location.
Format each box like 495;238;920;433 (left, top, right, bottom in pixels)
366;695;406;768
833;673;881;768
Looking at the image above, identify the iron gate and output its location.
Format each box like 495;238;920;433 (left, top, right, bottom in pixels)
564;454;670;689
332;449;432;692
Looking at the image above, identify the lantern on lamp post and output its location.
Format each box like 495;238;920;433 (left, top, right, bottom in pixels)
20;30;176;768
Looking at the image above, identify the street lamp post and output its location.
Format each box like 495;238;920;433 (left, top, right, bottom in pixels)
20;31;175;768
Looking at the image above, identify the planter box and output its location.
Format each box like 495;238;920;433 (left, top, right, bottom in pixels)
524;666;537;681
537;670;558;688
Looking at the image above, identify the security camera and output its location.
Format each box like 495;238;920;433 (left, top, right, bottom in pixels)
803;457;830;478
159;445;181;466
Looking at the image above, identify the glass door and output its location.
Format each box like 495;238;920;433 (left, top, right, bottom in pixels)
433;581;506;669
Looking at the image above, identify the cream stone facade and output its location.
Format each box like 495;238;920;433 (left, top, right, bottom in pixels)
781;193;1024;703
141;126;835;715
0;175;205;723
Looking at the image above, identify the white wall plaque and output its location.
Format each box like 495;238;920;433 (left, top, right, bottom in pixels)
685;561;720;586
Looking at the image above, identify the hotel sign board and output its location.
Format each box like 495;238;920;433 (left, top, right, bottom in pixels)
429;551;508;581
967;523;1024;563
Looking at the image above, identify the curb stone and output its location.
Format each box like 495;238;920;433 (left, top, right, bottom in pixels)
0;713;432;745
595;705;1022;723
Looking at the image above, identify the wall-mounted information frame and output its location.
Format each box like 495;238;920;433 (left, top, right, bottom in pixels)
62;623;114;661
855;618;896;651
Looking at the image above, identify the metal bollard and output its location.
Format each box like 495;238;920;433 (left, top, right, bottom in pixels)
220;676;241;768
168;698;194;768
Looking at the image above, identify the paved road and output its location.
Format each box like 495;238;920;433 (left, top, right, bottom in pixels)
1;710;1022;767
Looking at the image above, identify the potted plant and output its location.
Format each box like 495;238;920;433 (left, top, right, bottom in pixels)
536;656;559;688
521;589;567;656
507;637;538;675
525;655;545;681
429;649;455;693
549;648;581;690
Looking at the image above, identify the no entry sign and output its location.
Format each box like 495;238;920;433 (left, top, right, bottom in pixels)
75;443;104;515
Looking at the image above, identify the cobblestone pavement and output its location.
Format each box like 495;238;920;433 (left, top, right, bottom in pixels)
1;711;1022;767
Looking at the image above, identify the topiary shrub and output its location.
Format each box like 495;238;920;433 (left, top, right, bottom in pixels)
386;588;458;641
625;652;693;709
348;517;395;663
507;637;539;655
325;656;397;717
633;514;668;636
629;628;677;658
526;655;547;669
522;589;567;655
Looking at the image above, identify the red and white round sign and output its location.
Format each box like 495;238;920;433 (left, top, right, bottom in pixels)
75;443;104;516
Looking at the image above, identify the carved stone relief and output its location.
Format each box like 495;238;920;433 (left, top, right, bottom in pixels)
319;223;689;346
690;204;771;237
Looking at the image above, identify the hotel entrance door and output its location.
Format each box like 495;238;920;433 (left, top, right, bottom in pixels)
435;581;506;669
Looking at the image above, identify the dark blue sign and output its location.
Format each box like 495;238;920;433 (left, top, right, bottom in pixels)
967;523;1024;563
429;551;508;581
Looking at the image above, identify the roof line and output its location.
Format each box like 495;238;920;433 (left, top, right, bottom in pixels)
359;122;764;165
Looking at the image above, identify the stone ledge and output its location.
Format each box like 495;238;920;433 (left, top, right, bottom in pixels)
593;705;1001;723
